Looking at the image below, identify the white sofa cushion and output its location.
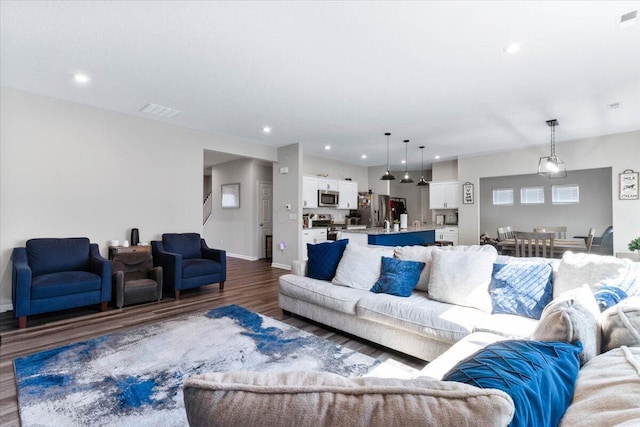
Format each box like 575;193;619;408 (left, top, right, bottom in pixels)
554;252;633;298
183;371;515;427
279;274;368;315
428;250;496;312
356;292;488;344
559;346;640;427
332;243;394;290
419;332;508;380
473;313;538;339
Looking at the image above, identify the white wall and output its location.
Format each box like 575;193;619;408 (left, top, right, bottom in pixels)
272;144;302;267
0;88;277;311
303;154;369;189
458;130;640;253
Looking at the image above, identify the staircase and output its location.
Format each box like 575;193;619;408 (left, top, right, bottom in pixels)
203;192;212;225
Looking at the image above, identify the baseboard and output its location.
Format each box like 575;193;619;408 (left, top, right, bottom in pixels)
227;253;259;261
0;303;14;313
271;263;291;270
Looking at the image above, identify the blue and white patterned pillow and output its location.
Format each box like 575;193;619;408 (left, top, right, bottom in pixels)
490;262;553;320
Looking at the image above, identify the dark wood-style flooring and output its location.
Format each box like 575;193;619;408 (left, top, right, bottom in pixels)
0;258;425;426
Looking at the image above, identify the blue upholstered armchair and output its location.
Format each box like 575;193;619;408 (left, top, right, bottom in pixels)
12;237;112;328
151;233;226;298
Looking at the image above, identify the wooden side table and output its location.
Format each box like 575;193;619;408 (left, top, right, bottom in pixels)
109;244;151;260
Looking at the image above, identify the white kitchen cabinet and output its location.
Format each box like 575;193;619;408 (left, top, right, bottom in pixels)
301;228;328;260
337;180;358;209
303;176;319;208
317;178;338;192
435;226;459;245
429;181;459;209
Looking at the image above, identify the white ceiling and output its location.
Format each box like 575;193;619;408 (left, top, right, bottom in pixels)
2;1;639;171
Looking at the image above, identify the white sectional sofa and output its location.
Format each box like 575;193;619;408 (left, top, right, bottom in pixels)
182;244;640;426
280;244;545;361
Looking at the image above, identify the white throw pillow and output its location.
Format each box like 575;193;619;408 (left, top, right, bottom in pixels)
332;243;394;290
532;285;601;365
428;250;497;312
394;245;498;293
554;252;633;298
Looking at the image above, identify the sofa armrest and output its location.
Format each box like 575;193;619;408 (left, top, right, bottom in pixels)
149;266;164;299
112;270;125;308
152;241;181;290
90;244;112;302
12;248;32;317
201;239;226;281
291;260;307;277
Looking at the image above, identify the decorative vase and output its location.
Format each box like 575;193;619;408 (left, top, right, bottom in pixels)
130;228;140;246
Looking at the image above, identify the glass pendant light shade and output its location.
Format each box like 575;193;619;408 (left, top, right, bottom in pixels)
416;145;428;186
380;132;395;180
537;119;567;179
400;139;414;183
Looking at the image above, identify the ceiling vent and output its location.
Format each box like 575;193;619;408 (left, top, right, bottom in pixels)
620;10;638;29
139;103;183;119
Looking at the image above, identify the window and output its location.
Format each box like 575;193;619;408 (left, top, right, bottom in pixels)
520;186;545;205
493;188;514;205
552;184;579;204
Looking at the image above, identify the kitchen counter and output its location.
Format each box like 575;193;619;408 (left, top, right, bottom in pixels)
342;227;437;247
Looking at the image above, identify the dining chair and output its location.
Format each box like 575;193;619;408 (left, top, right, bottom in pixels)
513;231;555;258
585;228;596;254
497;226;515;241
533;226;567;239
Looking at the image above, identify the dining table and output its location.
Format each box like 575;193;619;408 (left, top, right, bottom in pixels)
497;237;587;257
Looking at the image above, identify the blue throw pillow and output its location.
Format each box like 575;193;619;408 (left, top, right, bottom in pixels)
593;286;628;311
370;256;425;297
307;239;348;281
442;340;582;427
490;262;553;320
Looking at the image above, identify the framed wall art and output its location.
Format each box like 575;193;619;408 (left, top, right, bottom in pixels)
619;170;638;200
462;182;474;204
221;183;240;208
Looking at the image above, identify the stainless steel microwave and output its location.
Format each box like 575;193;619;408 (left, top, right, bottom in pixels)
318;190;339;207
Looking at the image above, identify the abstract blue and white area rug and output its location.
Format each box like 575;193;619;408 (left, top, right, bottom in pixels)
14;305;380;427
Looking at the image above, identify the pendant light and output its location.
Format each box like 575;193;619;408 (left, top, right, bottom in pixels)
400;140;414;183
416;145;428;186
537;119;567;179
380;132;395;180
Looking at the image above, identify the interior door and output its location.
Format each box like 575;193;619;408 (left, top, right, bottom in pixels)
257;181;273;259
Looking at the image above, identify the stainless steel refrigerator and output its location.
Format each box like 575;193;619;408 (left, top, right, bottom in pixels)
355;193;407;227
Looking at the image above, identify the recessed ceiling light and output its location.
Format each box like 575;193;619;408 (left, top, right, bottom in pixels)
434;155;441;160
620;10;638;29
72;73;90;83
325;145;331;150
361;154;367;159
262;126;271;133
401;160;406;164
503;43;521;54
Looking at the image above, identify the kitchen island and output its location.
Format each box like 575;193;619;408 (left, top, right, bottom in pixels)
341;227;437;247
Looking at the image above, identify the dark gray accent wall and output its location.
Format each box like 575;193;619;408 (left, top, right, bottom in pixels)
480;167;612;240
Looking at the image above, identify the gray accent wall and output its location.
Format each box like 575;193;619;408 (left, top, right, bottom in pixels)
479;168;612;239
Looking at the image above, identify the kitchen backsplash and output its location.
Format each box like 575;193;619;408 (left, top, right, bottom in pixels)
303;206;349;223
